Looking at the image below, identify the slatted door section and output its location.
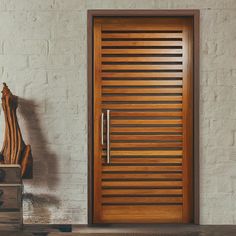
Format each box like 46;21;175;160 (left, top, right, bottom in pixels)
93;17;193;223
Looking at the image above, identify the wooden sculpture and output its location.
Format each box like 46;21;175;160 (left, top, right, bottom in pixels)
0;83;32;178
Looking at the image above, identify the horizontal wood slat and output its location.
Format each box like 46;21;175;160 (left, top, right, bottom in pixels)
102;57;183;62
101;72;183;78
102;49;182;55
102;33;183;39
102;41;183;47
110;119;182;125
102;80;182;86
110;134;182;141
102;150;182;156
102;188;183;195
102;173;182;180
103;88;182;94
110;112;182;117
102;104;182;110
109;127;182;133
102;181;183;187
110;142;182;148
102;166;182;172
102;197;183;204
101;23;184;30
102;157;182;164
102;96;182;102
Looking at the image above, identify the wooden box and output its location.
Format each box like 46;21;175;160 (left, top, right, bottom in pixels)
0;165;23;230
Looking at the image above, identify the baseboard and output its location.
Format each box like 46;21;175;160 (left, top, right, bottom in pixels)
23;224;72;233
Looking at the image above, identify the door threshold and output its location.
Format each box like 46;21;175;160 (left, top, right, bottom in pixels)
72;224;199;234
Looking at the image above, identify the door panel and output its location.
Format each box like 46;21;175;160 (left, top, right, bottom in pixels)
93;17;193;223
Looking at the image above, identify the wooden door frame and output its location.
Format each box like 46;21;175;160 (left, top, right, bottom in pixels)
87;9;200;225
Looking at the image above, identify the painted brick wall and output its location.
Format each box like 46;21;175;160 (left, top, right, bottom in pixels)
0;0;235;224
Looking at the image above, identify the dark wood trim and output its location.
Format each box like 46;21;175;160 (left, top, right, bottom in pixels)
23;224;72;233
88;9;200;17
87;11;94;226
193;10;200;225
87;9;200;225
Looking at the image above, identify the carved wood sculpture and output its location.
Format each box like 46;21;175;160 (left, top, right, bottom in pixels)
0;83;32;178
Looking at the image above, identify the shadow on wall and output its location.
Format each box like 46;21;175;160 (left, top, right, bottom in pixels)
23;193;60;224
17;98;61;222
18;97;59;188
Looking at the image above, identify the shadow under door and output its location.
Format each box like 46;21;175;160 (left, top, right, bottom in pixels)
92;16;194;223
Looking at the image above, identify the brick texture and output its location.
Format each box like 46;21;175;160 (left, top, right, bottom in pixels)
0;0;235;225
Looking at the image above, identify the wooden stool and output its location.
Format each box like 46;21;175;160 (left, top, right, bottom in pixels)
0;164;23;231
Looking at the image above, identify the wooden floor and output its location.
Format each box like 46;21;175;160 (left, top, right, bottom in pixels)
1;225;236;235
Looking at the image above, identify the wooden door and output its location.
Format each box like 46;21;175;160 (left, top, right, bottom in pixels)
93;17;193;223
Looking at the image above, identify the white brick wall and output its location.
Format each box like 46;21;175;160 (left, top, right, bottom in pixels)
0;0;235;225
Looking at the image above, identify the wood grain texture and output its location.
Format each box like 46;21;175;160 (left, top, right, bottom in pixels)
101;72;183;78
101;33;183;39
102;196;183;204
102;104;182;110
0;185;22;209
102;173;182;179
110;134;183;141
0;165;21;184
110;111;182;117
102;80;183;86
109;142;182;148
0;166;23;230
101;205;182;223
102;181;183;188
0;84;33;178
182;18;194;223
102;96;182;102
0;211;21;223
93;20;103;222
102;165;182;172
93;16;194;224
102;56;182;62
102;150;183;156
101;48;183;54
102;41;183;46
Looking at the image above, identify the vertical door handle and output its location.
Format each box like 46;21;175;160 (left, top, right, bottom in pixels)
106;110;110;164
101;113;104;145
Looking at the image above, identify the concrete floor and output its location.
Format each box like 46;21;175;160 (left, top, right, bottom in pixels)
1;225;236;236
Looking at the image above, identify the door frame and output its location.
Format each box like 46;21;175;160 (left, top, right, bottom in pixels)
87;9;200;225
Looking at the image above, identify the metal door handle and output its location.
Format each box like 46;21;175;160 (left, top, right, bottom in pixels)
101;113;104;145
106;110;110;164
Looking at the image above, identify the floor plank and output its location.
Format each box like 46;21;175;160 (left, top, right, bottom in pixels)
1;225;236;236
